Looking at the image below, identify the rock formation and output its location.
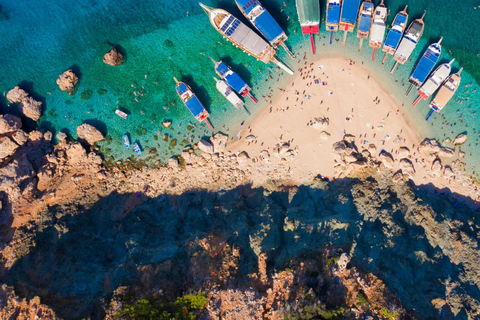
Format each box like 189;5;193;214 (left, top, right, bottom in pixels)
6;86;28;103
56;69;78;94
453;134;467;146
103;48;124;66
0;114;22;134
198;139;214;154
0;136;18;160
76;123;104;145
18;96;42;121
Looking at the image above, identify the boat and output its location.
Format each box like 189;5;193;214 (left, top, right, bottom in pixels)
391;11;426;74
115;109;128;119
214;77;250;115
368;0;387;61
326;0;341;44
339;0;361;48
210;57;257;103
123;134;130;148
174;77;214;130
412;59;455;107
295;0;320;54
235;0;294;58
133;142;142;156
405;37;442;96
381;6;408;65
199;3;293;75
426;68;463;120
356;0;374;51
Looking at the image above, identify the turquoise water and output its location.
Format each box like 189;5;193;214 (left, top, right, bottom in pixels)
0;0;479;174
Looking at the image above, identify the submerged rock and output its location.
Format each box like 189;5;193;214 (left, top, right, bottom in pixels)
18;97;42;121
0;114;22;134
103;48;123;66
57;69;78;94
76;123;104;145
453;134;467;146
6;86;28;103
162;120;172;128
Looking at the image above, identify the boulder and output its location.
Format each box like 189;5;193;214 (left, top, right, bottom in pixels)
344;154;358;163
398;147;410;158
168;157;179;168
210;133;228;153
162;120;172;128
368;144;377;154
11;129;28;146
309;117;329;130
57;69;78;94
198;139;214;154
6;86;28;103
0;137;18;160
443;166;455;179
237;151;250;163
453;134;467;146
392;170;405;184
319;131;330;140
343;134;355;144
56;132;67;141
332;141;347;155
458;151;466;158
0;114;22;134
431;158;443;177
103;48;124;66
76;123;104;145
438;147;455;158
18;97;42;121
444;138;452;144
43;131;53;141
400;158;415;176
28;130;43;142
379;152;394;168
419;139;441;153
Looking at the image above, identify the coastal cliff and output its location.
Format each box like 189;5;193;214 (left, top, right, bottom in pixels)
0;125;479;319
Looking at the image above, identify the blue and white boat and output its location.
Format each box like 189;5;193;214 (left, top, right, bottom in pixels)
122;134;130;148
339;0;361;48
133;142;142;156
356;0;374;51
210;57;257;103
326;0;341;44
235;0;294;58
381;6;408;65
368;0;387;60
174;77;214;130
406;37;442;96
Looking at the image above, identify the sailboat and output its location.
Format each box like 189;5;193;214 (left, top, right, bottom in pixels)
391;11;426;74
356;0;374;51
235;0;294;58
405;37;442;96
412;59;455;107
426;68;463;120
339;0;361;48
199;3;293;75
368;0;387;61
295;0;320;54
381;6;408;65
326;0;342;45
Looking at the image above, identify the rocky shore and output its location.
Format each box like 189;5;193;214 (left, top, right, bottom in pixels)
0;117;479;319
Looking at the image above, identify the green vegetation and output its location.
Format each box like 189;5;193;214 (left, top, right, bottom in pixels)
326;256;340;267
97;88;108;95
380;307;399;319
149;148;157;155
177;156;186;169
153;135;158;141
81;89;93;100
115;292;207;320
356;292;368;305
284;305;349;320
187;125;195;131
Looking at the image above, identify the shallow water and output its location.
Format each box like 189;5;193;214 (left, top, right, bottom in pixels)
0;0;479;175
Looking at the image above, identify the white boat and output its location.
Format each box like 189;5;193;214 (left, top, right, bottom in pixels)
412;59;455;107
427;68;463;118
214;77;245;112
368;0;387;60
115;109;128;119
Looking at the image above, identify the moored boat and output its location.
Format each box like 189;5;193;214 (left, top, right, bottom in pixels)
210;57;257;103
214;77;249;115
405;37;442;96
326;0;341;44
381;6;408;65
339;0;361;48
123;134;130;148
356;0;374;51
133;142;142;156
391;11;426;74
235;0;294;58
295;0;320;54
368;0;387;60
174;77;214;130
199;3;293;75
412;59;455;107
426;68;463;120
115;109;128;119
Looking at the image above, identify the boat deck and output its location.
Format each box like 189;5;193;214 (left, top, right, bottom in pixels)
410;50;439;84
358;3;373;32
176;83;205;117
254;10;284;42
340;0;361;24
326;1;341;25
216;63;248;93
296;0;320;25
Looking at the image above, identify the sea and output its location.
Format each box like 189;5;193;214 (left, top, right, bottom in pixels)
0;0;479;177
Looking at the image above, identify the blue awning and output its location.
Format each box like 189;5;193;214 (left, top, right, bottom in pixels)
384;30;402;49
225;73;247;93
254;11;283;42
326;3;341;24
185;96;205;117
340;0;361;24
215;63;229;77
411;49;440;84
358;14;371;32
236;0;259;15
